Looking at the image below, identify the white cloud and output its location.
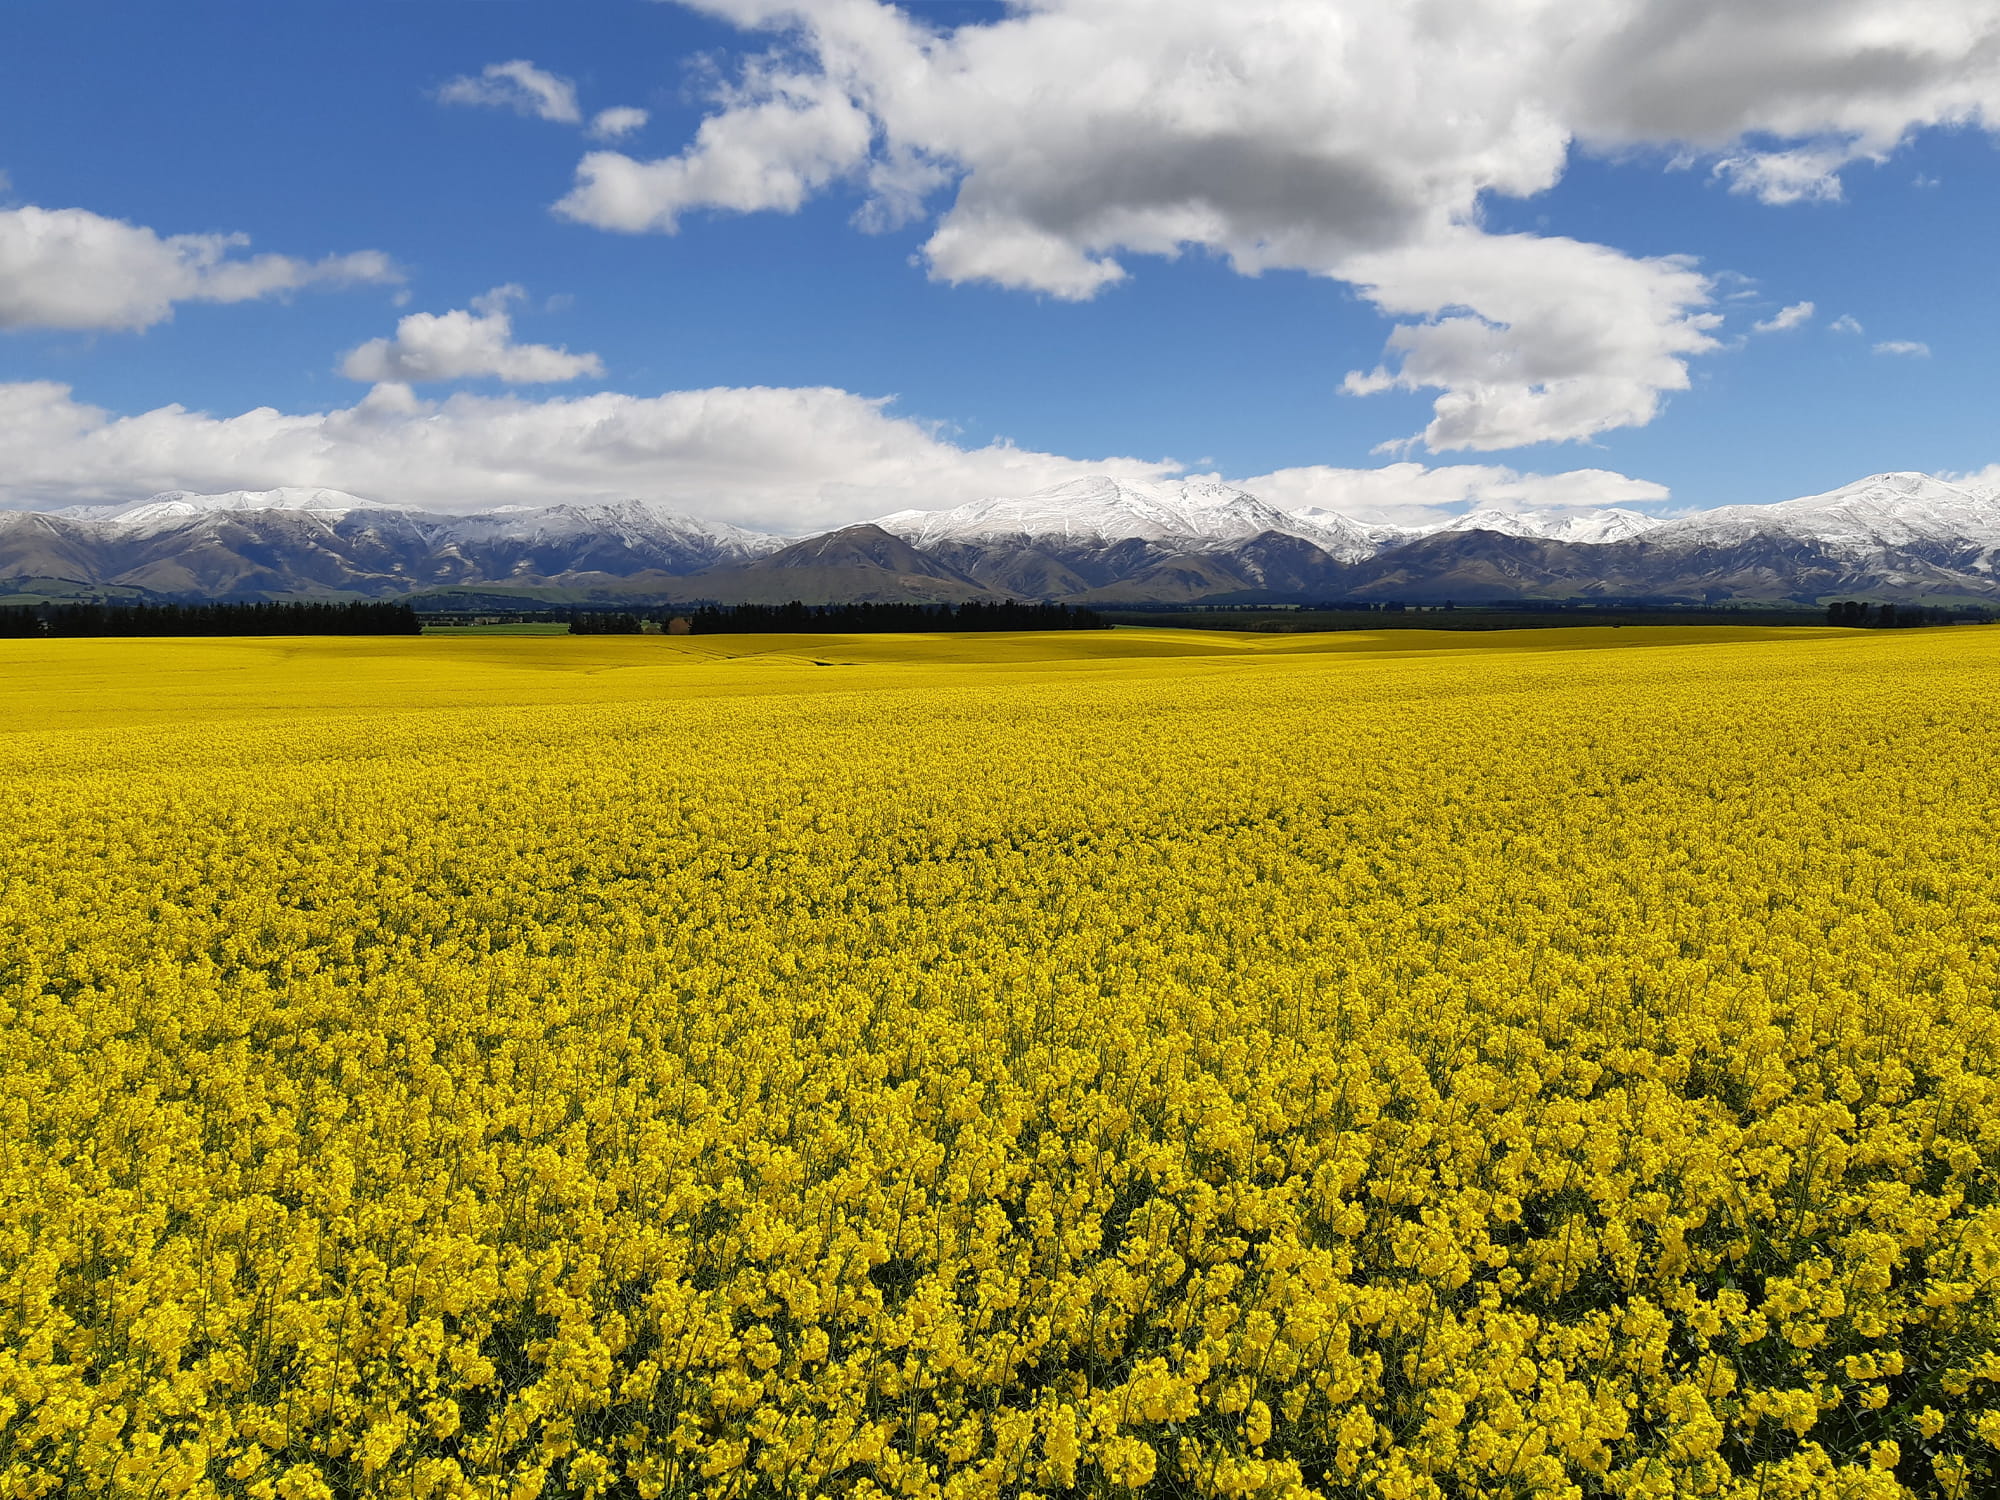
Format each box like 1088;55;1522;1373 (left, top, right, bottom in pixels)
0;377;1681;534
441;60;652;146
1939;463;2000;495
1830;313;1865;334
1337;230;1720;450
1752;300;1815;334
589;106;651;141
1711;146;1859;205
557;0;2000;452
338;286;605;385
920;211;1127;302
1873;339;1931;357
559;69;874;231
439;60;582;125
1570;3;2000;203
1231;461;1671;527
0;381;1178;534
0;204;398;333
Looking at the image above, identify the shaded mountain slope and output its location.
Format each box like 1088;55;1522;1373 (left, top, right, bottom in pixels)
680;525;1001;605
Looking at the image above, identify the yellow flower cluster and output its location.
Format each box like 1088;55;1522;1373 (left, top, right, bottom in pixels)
1;626;1997;1500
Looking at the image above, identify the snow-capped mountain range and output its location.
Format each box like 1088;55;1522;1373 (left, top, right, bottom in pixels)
54;489;783;557
875;475;1383;561
1420;506;1664;545
872;475;1677;555
57;487;393;530
1643;471;2000;551
6;470;1999;605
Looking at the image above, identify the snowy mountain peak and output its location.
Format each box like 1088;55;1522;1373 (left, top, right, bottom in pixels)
58;487;392;531
876;474;1379;560
456;499;786;556
1771;471;1987;516
1815;471;1968;501
1293;508;1415;550
877;475;1239;546
47;488;789;558
1430;507;1665;545
1651;471;2000;551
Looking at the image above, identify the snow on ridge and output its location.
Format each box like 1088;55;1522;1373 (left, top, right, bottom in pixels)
874;475;1379;560
57;487;391;530
1649;472;2000;551
874;475;1679;559
46;488;789;555
29;467;2000;562
449;499;788;556
1423;507;1665;545
1293;508;1415;550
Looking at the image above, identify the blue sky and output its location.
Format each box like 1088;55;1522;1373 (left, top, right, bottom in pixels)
2;1;1997;531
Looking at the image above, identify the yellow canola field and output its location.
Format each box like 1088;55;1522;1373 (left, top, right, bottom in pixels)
2;626;1997;1500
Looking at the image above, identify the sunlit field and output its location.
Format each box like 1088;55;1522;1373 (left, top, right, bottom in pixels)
4;626;1998;1500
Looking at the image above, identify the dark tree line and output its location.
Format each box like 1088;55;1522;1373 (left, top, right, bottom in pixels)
674;600;1108;634
0;600;422;638
1825;600;1984;628
568;613;646;635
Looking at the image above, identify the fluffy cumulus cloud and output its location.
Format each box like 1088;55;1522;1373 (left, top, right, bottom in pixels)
589;106;651;141
554;0;2000;451
439;60;583;124
1874;339;1932;357
561;68;874;231
1230;461;1672;527
0;381;1179;533
1337;231;1719;451
1752;300;1815;333
0;205;398;333
338;286;605;385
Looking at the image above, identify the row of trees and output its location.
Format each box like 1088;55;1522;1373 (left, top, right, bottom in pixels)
567;613;648;635
684;601;1109;633
0;601;422;637
568;601;1110;634
1824;600;1986;628
20;596;1975;637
